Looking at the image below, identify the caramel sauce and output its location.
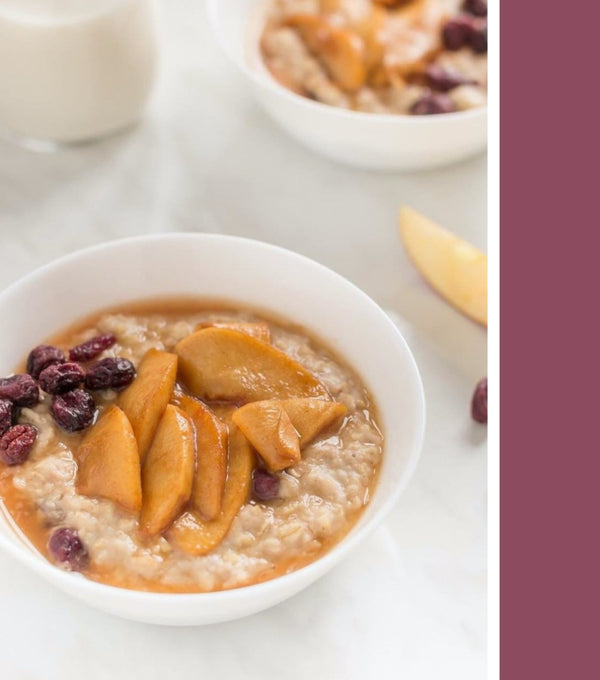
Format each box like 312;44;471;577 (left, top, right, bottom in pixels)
0;298;383;593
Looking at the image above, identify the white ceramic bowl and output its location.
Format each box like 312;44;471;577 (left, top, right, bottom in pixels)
206;0;487;171
0;234;424;625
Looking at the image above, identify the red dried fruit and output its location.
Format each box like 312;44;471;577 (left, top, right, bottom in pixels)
471;377;487;423
0;424;37;466
48;527;89;571
69;334;116;362
39;362;85;395
0;374;40;407
26;345;66;379
410;93;454;115
252;468;280;501
426;65;474;92
50;389;96;432
442;16;474;50
442;15;486;54
469;20;487;53
0;399;14;437
463;0;487;17
85;357;135;391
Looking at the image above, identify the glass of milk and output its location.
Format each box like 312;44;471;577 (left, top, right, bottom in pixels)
0;0;159;149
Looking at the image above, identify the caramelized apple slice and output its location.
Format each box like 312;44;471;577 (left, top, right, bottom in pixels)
195;321;271;343
374;0;415;7
140;404;195;536
168;423;254;556
118;348;178;461
286;14;366;92
320;0;344;12
77;406;142;514
175;328;329;403
355;5;386;73
319;0;385;73
232;401;301;471
174;393;228;521
280;398;347;447
383;0;444;75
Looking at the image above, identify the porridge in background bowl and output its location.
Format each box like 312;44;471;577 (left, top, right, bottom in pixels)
261;0;487;115
0;300;383;593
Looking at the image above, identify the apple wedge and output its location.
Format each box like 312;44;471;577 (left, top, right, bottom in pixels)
280;398;347;447
118;348;178;461
399;206;488;326
174;393;228;521
286;14;366;92
76;405;142;514
168;423;254;556
175;328;329;403
232;401;301;471
195;321;271;344
140;404;195;537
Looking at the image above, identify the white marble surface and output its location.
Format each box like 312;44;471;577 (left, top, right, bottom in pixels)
0;2;487;678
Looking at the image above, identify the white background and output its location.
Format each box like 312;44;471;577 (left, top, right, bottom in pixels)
0;2;487;678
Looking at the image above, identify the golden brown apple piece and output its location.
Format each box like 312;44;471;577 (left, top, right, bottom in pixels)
354;5;386;73
374;0;415;7
399;205;487;326
320;0;344;12
168;423;254;556
76;405;142;514
319;0;386;66
286;14;367;92
232;401;301;471
174;393;228;521
139;404;195;537
175;328;329;403
195;321;271;344
383;0;444;75
118;348;178;461
280;398;347;447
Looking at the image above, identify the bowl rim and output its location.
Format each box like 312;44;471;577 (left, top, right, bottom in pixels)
205;0;488;126
0;233;426;606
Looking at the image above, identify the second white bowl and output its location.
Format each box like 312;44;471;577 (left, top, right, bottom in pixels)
207;0;487;171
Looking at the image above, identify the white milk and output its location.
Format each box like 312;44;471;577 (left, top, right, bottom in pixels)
0;0;159;143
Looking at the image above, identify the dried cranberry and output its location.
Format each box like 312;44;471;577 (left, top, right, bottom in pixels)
0;374;39;407
69;334;116;362
39;362;85;395
463;0;487;17
85;357;135;391
0;424;37;466
410;93;454;115
426;65;473;92
0;399;14;437
442;16;474;50
48;527;89;571
50;389;96;432
252;469;280;501
26;345;65;379
469;21;487;53
471;378;487;423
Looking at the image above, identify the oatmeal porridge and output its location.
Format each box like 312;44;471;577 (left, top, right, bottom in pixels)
261;0;487;115
0;300;383;593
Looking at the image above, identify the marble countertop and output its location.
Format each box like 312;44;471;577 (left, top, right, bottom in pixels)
0;2;487;678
